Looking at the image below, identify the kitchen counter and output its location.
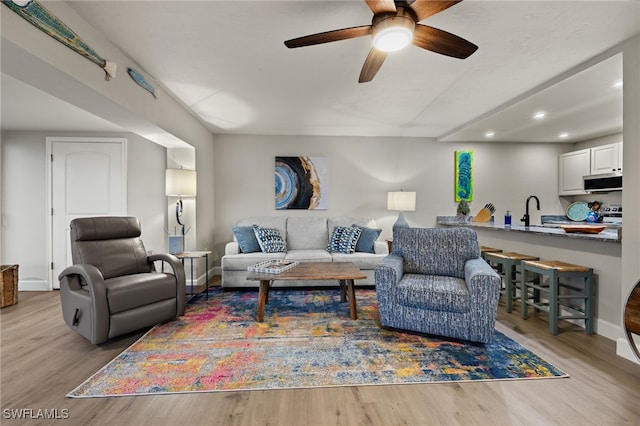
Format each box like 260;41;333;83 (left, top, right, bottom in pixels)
437;216;621;243
436;215;622;341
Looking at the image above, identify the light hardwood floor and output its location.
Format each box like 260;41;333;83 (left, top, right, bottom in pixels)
2;280;640;426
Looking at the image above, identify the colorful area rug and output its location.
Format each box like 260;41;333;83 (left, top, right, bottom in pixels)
68;288;567;397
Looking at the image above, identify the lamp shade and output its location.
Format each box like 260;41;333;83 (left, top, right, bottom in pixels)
165;169;197;197
387;191;416;212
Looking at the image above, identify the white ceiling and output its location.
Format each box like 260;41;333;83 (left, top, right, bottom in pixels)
2;1;639;143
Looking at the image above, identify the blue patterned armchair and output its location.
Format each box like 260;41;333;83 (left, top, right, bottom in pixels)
375;227;501;344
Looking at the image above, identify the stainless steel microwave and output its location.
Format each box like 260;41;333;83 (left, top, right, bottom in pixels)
583;173;623;192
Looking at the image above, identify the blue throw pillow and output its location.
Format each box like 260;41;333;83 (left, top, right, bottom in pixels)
352;224;382;253
327;226;362;254
252;225;287;253
232;225;261;253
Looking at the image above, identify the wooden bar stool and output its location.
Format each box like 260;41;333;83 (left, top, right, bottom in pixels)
480;246;502;273
521;260;594;335
484;252;538;313
480;246;502;260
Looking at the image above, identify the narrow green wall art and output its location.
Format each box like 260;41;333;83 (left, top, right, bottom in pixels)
454;150;473;202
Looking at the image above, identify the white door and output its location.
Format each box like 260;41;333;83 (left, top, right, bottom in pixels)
49;138;126;289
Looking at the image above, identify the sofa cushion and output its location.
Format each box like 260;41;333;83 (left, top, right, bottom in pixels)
222;252;286;270
397;274;470;313
253;226;287;253
327;226;362;254
328;217;376;234
331;252;387;269
352;224;382;253
105;272;177;314
237;217;287;241
286;217;328;250
232;225;261;253
394;227;480;279
284;249;332;262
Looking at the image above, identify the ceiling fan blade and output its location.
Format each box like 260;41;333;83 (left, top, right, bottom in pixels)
285;26;371;48
365;0;397;15
409;0;463;22
412;24;478;59
359;48;387;83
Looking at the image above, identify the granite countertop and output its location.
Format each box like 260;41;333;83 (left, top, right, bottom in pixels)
436;216;621;243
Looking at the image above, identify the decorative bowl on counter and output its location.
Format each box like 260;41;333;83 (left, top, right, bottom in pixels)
566;202;590;221
560;225;607;234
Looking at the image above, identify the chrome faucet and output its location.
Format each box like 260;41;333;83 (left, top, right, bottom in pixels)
521;195;540;227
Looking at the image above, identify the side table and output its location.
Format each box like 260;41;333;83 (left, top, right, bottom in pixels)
176;251;212;300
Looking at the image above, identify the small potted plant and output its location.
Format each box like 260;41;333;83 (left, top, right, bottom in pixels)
457;199;470;221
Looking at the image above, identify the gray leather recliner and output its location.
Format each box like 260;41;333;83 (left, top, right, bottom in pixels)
59;216;186;344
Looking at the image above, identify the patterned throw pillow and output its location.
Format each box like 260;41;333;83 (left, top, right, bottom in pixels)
252;225;287;253
327;226;362;254
352;224;382;253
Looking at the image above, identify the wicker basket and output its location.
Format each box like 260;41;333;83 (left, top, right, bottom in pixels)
1;265;19;308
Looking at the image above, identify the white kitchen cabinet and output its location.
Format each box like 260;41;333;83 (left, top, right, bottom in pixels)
559;149;590;195
591;142;622;175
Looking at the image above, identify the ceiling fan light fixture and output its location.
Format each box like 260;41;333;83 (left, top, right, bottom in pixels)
372;16;415;52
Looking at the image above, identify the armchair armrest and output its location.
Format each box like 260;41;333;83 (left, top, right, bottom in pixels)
58;263;107;298
464;258;501;302
148;253;186;316
375;254;404;286
58;264;110;343
375;254;404;308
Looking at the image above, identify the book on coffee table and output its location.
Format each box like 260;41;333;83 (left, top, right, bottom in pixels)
247;259;299;274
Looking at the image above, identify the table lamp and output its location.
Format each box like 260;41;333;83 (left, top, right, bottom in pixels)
387;191;416;234
166;168;197;252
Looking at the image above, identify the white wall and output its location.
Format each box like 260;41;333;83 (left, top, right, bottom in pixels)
619;35;640;361
1;130;166;290
2;0;216;281
212;134;569;262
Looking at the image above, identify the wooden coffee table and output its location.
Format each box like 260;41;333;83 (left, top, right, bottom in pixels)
246;262;366;322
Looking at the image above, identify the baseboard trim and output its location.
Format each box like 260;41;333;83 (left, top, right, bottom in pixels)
595;318;621;341
19;280;51;291
616;337;640;364
186;267;218;287
538;308;620;341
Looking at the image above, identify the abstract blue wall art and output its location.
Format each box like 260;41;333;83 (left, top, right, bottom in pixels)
2;0;117;80
454;150;473;202
275;156;328;210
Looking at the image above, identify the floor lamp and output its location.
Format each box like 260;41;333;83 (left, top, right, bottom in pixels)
387;191;416;234
166;168;197;253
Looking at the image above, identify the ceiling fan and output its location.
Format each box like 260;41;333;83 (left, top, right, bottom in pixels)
284;0;478;83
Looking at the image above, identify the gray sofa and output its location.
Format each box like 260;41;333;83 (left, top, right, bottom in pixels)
222;216;389;288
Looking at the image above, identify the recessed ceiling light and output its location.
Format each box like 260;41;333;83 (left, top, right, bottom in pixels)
613;80;623;88
558;132;569;139
533;111;546;120
484;131;495;138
